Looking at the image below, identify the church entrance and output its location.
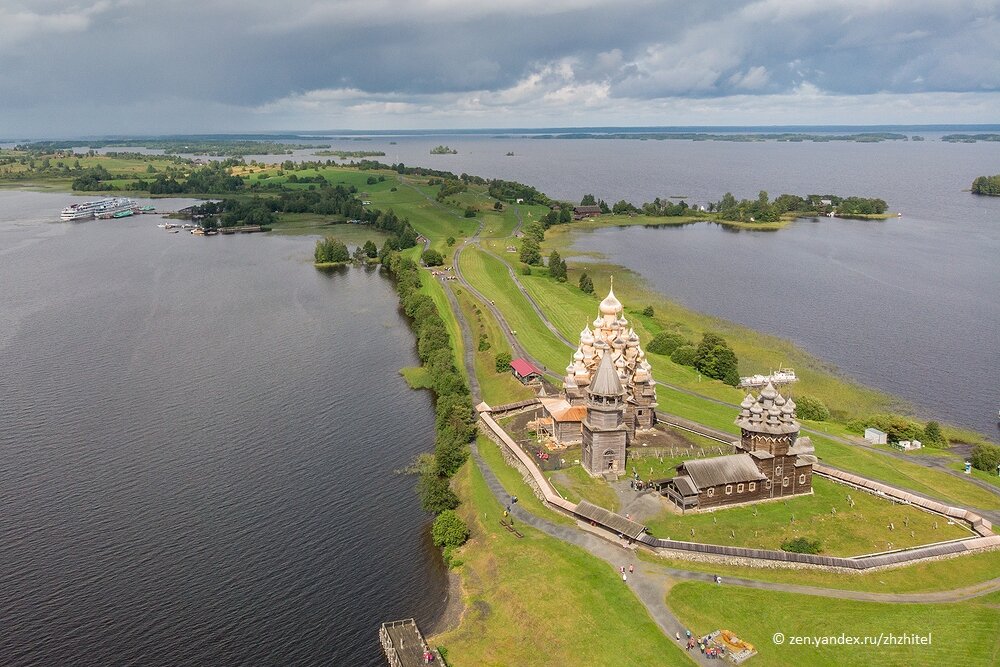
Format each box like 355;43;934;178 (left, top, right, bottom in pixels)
603;450;617;472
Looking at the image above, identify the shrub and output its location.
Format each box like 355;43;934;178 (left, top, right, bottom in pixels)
422;249;444;266
795;395;830;421
495;351;512;373
642;305;655;317
781;537;822;554
520;266;532;276
464;206;477;218
432;510;470;548
855;414;924;443
922;421;947;448
670;345;698;366
971;443;1000;473
647;331;689;356
579;272;594;294
694;333;739;386
477;334;491;352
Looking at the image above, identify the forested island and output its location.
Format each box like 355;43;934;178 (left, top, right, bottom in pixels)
430;145;458;154
942;134;1000;143
971;174;1000;195
313;149;386;158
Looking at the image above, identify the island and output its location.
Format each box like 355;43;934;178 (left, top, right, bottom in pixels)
971;174;1000;195
314;149;386;158
430;145;458;154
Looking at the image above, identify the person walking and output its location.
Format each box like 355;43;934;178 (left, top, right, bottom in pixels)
628;563;634;573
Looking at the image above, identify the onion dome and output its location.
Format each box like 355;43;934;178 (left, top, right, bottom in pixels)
593;316;604;328
580;326;594;345
760;381;778;402
573;347;584;362
612;335;626;348
599;284;623;316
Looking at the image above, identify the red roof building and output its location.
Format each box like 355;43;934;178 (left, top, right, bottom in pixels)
510;358;542;383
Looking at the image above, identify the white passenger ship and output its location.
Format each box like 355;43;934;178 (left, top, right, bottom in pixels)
60;197;137;221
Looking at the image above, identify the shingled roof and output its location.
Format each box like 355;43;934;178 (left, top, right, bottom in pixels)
678;453;766;491
589;351;624;397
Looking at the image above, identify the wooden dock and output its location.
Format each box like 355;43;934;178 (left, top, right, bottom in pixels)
379;619;440;666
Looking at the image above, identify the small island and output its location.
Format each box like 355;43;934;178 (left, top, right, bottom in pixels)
314;149;386;158
430;145;458;154
971;174;1000;196
505;151;514;156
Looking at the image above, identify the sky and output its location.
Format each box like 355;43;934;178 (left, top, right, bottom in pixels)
2;0;999;137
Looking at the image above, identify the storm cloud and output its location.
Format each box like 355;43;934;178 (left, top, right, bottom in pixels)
1;0;998;135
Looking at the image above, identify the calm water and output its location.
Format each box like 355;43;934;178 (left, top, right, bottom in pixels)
282;134;999;439
0;190;445;666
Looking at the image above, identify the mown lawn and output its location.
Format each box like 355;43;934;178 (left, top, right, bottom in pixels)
668;582;1000;666
546;464;621;511
644;477;970;556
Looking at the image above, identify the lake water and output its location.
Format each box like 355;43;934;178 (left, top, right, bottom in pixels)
279;134;999;439
0;190;445;666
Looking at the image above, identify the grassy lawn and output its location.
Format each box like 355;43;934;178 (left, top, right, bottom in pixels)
644;477;970;556
668;582;1000;666
270;218;391;243
451;283;534;406
475;435;575;527
431;455;690;666
642;548;1000;594
546;464;621;511
400;366;433;390
458;246;570;371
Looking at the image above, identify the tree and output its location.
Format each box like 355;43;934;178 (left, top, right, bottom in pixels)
493;201;503;210
422;249;444;266
519;237;542;265
579;272;594;294
548;250;567;281
694;333;739;385
523;221;545;242
922;421;947;448
431;510;470;548
362;240;378;258
446;236;456;246
314;236;349;263
580;193;596;206
795;395;830;421
417;473;459;513
971;443;1000;472
495;351;512;373
642;306;655;317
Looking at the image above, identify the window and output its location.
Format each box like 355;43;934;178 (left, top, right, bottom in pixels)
799;474;806;484
765;480;771;489
783;477;789;487
749;482;756;491
707;488;715;497
725;484;733;495
775;466;782;476
737;483;744;493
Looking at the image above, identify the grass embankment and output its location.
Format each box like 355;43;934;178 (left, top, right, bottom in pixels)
546;464;621;511
450;284;534;406
644;477;969;556
668;582;1000;666
642;548;1000;594
431;454;689;666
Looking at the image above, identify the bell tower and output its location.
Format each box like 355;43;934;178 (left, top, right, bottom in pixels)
581;353;628;476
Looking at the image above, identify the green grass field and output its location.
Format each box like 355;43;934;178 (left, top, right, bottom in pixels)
546;464;621;511
668;582;1000;666
644;477;970;555
431;454;690;666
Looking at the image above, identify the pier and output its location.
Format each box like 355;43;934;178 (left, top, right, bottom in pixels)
379;619;440;666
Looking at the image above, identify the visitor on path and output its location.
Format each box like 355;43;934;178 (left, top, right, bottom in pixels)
715;574;722;585
628;563;634;573
622;573;627;583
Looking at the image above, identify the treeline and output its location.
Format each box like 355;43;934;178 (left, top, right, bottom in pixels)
971;175;1000;195
710;191;887;222
71;160;247;194
382;252;474;564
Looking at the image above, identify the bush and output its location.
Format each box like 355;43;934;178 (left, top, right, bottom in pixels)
853;414;924;443
781;537;822;554
579;272;594;294
647;331;689;356
422;249;444;266
520;266;532;275
971;443;1000;473
477;334;491;352
642;305;655;317
495;351;512;373
795;395;830;421
922;421;947;448
464;206;477;218
694;333;739;386
432;510;470;549
670;344;698;366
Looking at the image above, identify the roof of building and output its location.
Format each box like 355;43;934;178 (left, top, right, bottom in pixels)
678;453;767;491
510;358;541;377
734;381;800;435
539;397;587;423
589;351;624;396
671;475;699;496
574;205;602;214
575;500;646;539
